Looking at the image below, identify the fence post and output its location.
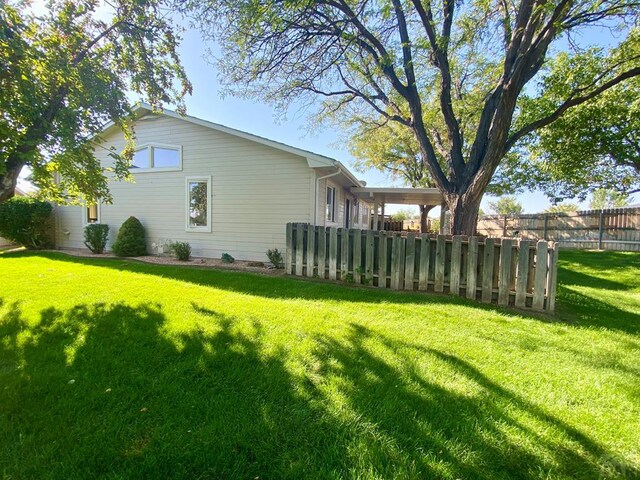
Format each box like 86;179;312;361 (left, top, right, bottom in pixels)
598;209;604;250
418;234;430;291
546;242;558;312
340;228;349;278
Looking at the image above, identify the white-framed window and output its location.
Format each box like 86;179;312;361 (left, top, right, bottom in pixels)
131;144;182;171
82;203;101;225
326;185;336;222
185;176;211;232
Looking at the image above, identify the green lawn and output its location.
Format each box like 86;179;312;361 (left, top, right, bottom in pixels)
0;250;638;479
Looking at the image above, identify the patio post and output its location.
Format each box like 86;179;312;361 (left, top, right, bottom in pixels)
373;200;379;230
380;202;385;230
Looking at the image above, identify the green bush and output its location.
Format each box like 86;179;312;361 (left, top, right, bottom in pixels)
266;248;284;268
170;241;191;261
83;224;109;254
111;216;147;257
0;197;53;249
221;252;235;263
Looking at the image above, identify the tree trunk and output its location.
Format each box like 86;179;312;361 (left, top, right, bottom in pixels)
446;192;483;236
419;205;432;233
0;163;23;203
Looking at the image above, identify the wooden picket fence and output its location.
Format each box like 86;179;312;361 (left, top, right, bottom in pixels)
286;223;558;312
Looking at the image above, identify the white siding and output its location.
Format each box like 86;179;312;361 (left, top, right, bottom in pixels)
56;115;313;261
314;176;370;229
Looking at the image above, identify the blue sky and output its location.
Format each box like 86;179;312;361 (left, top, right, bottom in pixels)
19;7;634;215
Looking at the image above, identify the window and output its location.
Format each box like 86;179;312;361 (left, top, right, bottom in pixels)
131;144;181;171
186;176;211;232
326;186;336;222
83;203;100;225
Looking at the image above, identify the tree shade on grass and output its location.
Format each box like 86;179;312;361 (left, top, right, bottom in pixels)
0;250;638;479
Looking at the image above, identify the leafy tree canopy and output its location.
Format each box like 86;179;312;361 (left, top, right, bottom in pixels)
496;40;640;203
0;0;191;204
589;188;632;210
182;0;640;234
488;196;523;217
545;203;579;214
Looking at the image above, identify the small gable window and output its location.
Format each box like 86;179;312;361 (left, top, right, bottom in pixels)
131;144;182;171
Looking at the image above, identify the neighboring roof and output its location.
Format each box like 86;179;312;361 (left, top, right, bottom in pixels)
351;187;444;206
101;103;363;188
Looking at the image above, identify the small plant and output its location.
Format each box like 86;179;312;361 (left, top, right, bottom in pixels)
0;197;53;249
221;253;235;263
112;216;147;257
170;241;191;261
266;248;284;268
342;272;354;283
83;224;109;254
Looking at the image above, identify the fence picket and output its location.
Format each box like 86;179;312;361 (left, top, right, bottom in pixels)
329;227;338;280
546;243;558;311
404;233;416;290
532;241;548;311
515;240;531;308
450;236;462;295
353;229;362;284
317;226;326;279
435;235;446;292
482;238;495;303
390;234;402;289
378;231;388;288
365;230;374;285
498;239;513;306
418;234;430;291
466;236;478;300
306;225;315;277
295;223;304;276
285;223;293;274
340;228;349;279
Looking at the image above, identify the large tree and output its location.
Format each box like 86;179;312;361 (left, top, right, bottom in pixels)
0;0;191;204
183;0;640;234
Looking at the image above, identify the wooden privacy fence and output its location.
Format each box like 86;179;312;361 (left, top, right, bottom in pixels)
286;223;558;312
477;207;640;252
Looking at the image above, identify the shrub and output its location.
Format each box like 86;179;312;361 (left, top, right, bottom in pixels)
111;216;147;257
266;248;284;268
83;224;109;254
170;241;191;261
0;197;53;249
221;253;234;263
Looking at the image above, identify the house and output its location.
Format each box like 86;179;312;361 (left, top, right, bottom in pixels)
54;104;377;262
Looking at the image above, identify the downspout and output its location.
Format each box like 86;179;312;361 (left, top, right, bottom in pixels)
314;167;342;225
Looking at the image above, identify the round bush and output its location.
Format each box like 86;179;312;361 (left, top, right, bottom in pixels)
111;216;147;257
0;197;53;249
84;223;109;254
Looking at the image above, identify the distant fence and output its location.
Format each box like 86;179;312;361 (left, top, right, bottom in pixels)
286;223;558;312
477;207;640;252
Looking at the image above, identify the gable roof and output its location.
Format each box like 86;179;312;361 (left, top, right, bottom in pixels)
101;103;363;188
